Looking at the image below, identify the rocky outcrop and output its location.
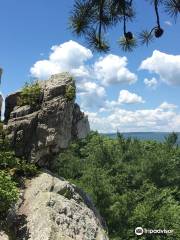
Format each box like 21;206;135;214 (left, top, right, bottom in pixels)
4;91;21;123
0;231;9;240
2;74;109;240
4;73;90;166
8;172;108;240
0;94;3;119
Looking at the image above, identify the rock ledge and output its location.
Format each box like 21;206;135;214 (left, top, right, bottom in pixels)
9;172;108;240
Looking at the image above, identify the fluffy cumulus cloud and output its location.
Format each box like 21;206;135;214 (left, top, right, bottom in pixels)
94;54;137;86
144;77;158;89
99;90;145;112
78;81;106;109
30;42;180;132
87;102;180;133
140;50;180;85
31;40;106;110
118;90;145;104
31;41;137;85
31;40;138;111
159;101;177;110
30;40;93;79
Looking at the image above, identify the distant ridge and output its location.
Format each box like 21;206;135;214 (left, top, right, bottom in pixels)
103;132;180;144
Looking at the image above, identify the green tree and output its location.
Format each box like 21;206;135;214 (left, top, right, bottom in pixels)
70;0;180;52
53;132;180;239
165;132;178;148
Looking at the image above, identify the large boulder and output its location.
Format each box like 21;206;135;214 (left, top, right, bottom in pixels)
0;232;9;240
8;172;108;240
4;73;90;166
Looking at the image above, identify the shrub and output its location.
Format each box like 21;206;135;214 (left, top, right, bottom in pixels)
0;171;18;214
15;162;38;177
0;122;38;217
17;81;41;107
65;84;76;101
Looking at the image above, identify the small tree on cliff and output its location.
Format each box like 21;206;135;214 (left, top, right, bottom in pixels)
69;0;180;52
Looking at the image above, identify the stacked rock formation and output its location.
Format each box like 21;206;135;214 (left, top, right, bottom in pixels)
4;73;90;166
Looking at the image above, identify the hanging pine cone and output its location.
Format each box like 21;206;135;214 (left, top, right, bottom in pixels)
125;31;133;40
154;27;164;38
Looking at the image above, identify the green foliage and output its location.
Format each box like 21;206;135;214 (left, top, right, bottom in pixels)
165;132;178;148
0;171;18;214
53;131;180;239
0;123;38;217
65;83;76;101
17;81;41;107
15;162;38;177
118;36;137;52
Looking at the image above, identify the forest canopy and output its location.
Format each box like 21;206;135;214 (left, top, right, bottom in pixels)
52;131;180;240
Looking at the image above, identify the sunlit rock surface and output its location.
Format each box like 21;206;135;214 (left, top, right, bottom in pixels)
4;73;90;166
8;172;108;240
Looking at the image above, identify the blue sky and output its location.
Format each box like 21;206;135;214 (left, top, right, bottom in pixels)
0;0;180;132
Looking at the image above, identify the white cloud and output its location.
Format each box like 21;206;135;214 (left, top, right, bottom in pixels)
118;90;145;104
30;40;93;79
94;54;137;86
144;77;158;89
31;41;139;111
140;50;180;85
172;115;180;130
86;104;180;133
71;66;90;79
31;60;61;80
31;41;137;86
49;42;92;68
164;21;172;26
30;42;180;133
103;90;145;112
31;41;107;110
78;81;106;109
159;101;177;110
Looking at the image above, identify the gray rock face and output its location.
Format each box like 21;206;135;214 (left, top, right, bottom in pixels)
9;172;108;240
0;94;3;119
5;73;90;166
4;91;21;123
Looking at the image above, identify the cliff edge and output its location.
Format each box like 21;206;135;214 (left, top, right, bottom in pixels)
4;73;90;166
